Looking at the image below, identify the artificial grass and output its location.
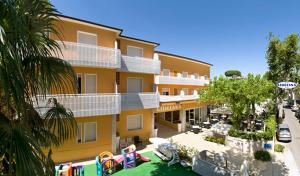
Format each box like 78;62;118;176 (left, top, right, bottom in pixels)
83;151;198;176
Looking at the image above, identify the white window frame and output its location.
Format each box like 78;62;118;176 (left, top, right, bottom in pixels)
127;45;144;57
127;114;143;131
85;74;97;94
127;77;143;93
77;31;97;45
182;72;188;78
162;69;170;76
76;123;83;144
162;88;170;96
84;122;97;143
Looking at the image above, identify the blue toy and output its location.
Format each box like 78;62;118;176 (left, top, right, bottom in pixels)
121;145;137;169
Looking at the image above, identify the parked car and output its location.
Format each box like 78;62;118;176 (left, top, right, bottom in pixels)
276;124;292;142
295;110;300;119
291;106;299;112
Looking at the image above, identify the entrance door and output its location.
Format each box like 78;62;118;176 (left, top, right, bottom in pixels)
127;78;143;93
186;109;196;125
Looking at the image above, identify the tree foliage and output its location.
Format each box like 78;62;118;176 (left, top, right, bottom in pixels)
199;74;274;127
0;0;77;175
224;70;242;77
266;33;300;100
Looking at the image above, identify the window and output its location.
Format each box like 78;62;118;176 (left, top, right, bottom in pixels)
85;74;97;93
77;31;97;45
194;73;199;79
127;78;143;93
127;115;143;131
204;75;208;80
182;88;189;95
127;46;143;57
165;112;172;122
77;123;82;143
162;88;170;95
172;111;180;123
182;72;188;78
77;74;82;94
162;69;170;76
84;122;97;142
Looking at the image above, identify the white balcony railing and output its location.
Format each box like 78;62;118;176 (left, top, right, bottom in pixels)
34;93;121;117
118;55;161;74
121;93;160;110
55;41;121;69
160;95;199;102
155;76;209;86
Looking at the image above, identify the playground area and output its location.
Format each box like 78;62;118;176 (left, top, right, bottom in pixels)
56;151;196;176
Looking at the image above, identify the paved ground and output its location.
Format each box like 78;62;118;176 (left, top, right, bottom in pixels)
282;108;300;172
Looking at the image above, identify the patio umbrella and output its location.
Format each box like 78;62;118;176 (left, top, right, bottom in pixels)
210;107;232;115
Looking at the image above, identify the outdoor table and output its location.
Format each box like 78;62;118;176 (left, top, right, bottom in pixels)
211;118;219;124
192;125;201;134
203;121;211;128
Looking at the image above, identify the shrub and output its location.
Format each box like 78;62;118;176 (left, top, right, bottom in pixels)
177;145;198;163
228;115;276;141
274;144;284;152
205;136;225;145
254;150;272;162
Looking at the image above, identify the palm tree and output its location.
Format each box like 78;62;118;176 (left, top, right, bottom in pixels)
0;0;78;175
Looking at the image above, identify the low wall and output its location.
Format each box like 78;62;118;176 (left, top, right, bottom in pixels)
226;136;274;154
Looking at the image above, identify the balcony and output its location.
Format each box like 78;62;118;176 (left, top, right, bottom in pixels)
160;95;199;102
34;93;121;117
118;55;161;74
55;41;121;69
155;76;209;86
121;93;160;110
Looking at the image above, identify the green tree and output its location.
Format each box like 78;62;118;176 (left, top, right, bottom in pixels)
199;74;274;128
224;70;242;78
0;0;77;175
266;33;300;100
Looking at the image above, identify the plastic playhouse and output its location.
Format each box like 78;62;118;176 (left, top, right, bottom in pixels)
96;144;150;176
55;162;84;176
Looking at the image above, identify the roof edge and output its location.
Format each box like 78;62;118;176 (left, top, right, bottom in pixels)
119;35;160;47
56;14;123;34
155;51;213;66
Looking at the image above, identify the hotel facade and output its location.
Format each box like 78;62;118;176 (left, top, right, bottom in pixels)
41;15;212;162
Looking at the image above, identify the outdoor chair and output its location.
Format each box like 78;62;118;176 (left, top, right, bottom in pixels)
120;138;127;149
133;136;143;146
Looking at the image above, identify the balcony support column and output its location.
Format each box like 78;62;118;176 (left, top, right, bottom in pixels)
151;111;155;137
112;114;117;154
180;110;186;132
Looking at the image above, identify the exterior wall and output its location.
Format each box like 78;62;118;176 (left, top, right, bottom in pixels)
51;20;117;48
74;67;116;93
117;109;153;140
119;72;154;93
159;54;210;78
49;115;112;163
119;39;154;58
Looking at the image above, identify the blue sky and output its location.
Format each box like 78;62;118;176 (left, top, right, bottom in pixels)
51;0;300;77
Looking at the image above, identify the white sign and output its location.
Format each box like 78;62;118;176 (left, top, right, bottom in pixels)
277;82;298;89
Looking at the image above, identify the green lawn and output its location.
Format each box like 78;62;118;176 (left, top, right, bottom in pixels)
83;151;198;176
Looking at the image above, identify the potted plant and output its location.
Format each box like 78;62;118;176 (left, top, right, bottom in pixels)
116;131;120;148
254;150;271;171
153;125;158;137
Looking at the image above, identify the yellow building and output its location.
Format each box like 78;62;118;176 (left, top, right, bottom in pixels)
42;15;211;163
